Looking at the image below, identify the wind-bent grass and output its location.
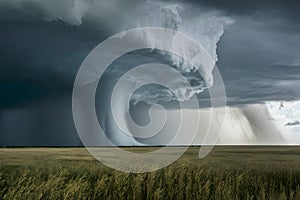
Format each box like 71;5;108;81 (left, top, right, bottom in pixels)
1;146;300;199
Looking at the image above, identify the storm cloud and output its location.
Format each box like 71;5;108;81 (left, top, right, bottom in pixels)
0;0;300;145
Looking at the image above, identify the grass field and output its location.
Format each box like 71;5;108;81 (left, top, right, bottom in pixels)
1;146;300;199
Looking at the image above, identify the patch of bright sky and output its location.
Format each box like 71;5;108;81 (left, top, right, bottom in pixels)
266;101;300;144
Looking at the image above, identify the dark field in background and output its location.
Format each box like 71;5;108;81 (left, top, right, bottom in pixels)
1;146;300;199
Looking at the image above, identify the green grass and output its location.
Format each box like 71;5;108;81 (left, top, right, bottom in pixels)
2;146;300;199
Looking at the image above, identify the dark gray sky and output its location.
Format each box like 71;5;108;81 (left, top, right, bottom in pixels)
0;0;300;146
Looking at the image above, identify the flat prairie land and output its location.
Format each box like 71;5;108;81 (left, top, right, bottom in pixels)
1;146;300;199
